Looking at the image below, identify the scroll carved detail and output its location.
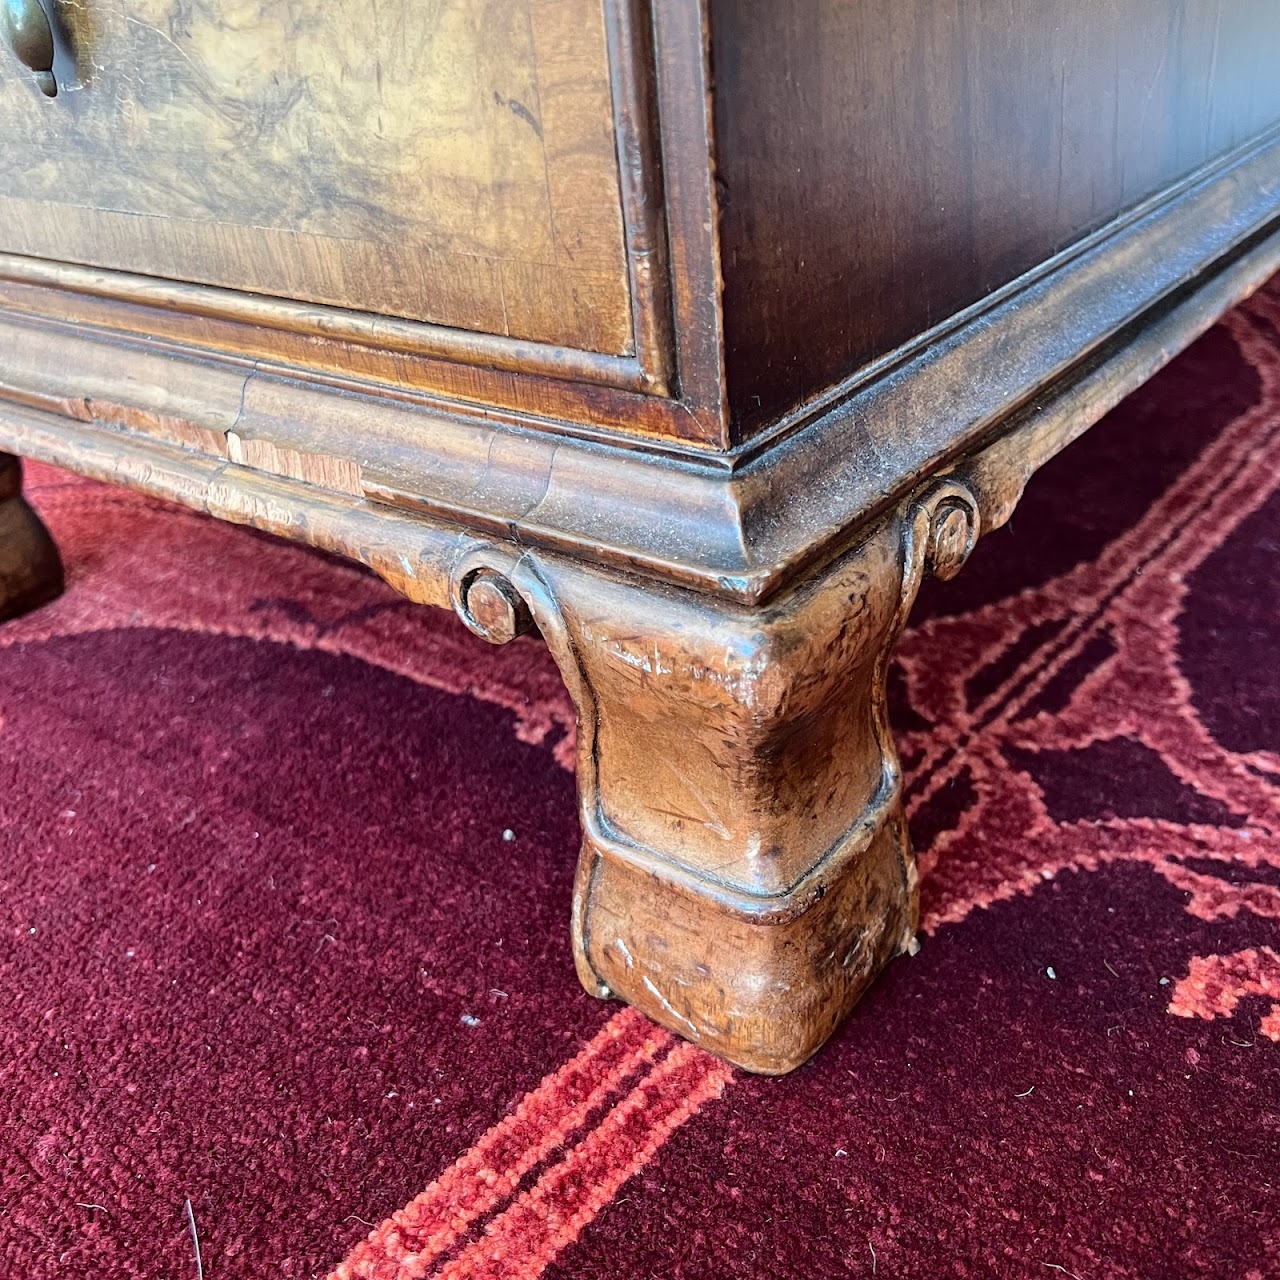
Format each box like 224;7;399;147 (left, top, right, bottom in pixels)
456;568;534;646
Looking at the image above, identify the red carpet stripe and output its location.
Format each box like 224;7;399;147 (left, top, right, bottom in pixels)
330;1009;671;1280
431;1043;734;1280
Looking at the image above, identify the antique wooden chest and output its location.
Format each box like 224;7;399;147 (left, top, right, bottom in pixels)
2;0;1279;1072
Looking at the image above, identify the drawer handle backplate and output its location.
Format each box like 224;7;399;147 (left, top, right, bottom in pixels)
1;0;57;96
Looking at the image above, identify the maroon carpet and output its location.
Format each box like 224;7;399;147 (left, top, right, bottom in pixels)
3;280;1279;1279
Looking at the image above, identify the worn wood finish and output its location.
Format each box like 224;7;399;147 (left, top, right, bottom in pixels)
710;0;1280;437
2;0;1280;1071
0;453;63;621
4;219;1275;1070
516;501;947;1073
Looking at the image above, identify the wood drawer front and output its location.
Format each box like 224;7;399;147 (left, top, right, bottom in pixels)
0;0;633;356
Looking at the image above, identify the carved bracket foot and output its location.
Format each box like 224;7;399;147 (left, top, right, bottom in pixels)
0;454;63;623
451;479;979;1073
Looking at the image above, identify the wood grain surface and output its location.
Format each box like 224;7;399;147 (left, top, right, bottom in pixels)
710;0;1280;437
0;0;632;352
1;218;1277;1069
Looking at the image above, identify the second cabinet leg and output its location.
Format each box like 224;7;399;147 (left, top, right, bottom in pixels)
0;454;63;623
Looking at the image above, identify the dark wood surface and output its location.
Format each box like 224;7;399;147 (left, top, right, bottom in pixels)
3;242;1278;1071
710;0;1280;439
3;133;1278;605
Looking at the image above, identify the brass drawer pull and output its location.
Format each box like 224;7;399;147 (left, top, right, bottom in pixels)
1;0;56;97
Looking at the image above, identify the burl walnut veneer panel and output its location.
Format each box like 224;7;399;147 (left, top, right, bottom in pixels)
0;0;632;354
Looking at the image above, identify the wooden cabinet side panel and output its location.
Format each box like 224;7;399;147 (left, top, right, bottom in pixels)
710;0;1280;439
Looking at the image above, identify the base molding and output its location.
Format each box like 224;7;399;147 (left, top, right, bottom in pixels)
2;130;1280;606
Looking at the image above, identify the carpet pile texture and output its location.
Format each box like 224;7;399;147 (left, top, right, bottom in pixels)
2;280;1279;1278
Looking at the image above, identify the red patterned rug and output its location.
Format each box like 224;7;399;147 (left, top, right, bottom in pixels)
2;280;1279;1279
